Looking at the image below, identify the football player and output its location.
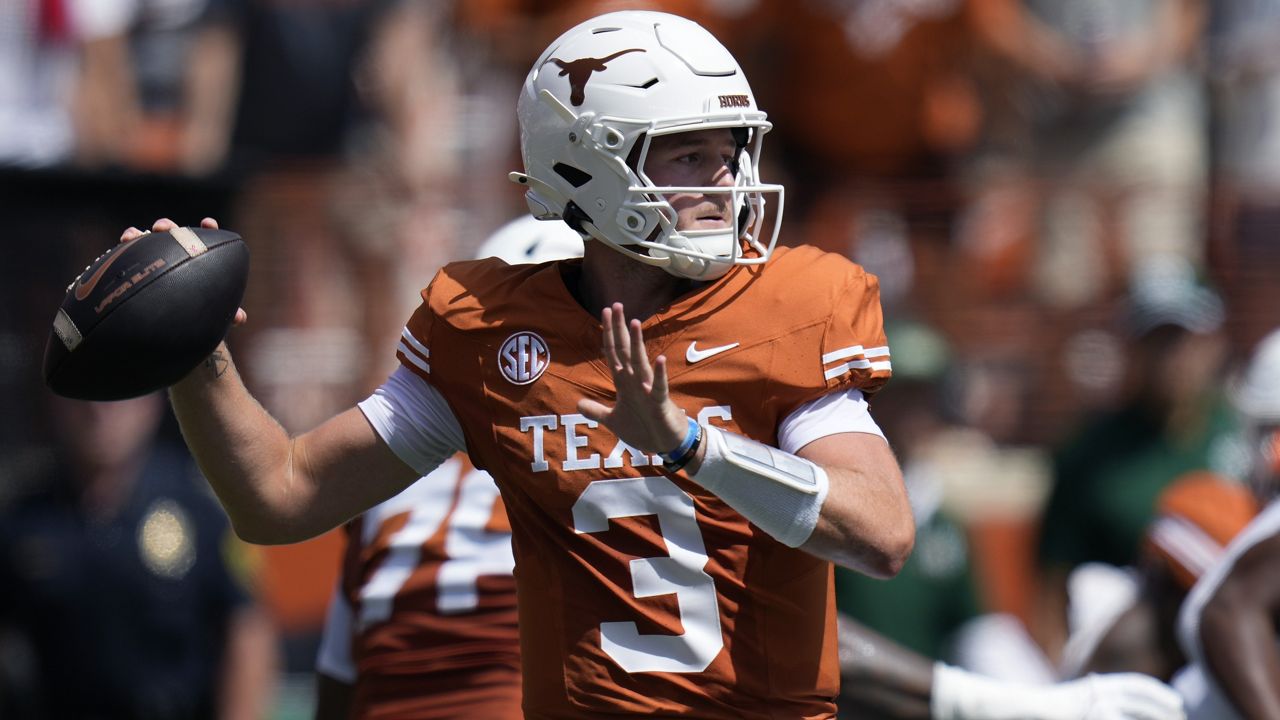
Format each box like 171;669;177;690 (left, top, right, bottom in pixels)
313;216;583;720
1173;328;1280;719
838;613;1184;720
1064;472;1258;684
140;10;947;717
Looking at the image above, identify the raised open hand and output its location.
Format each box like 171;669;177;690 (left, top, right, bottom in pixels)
577;303;688;455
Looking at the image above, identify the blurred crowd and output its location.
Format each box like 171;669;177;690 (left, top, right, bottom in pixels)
2;0;1279;718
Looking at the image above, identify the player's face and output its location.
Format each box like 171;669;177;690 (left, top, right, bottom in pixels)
642;128;738;233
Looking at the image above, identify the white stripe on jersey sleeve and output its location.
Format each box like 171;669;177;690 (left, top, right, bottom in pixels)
358;366;466;476
822;345;892;380
315;584;357;683
822;345;865;364
397;340;431;374
1149;515;1225;580
777;388;885;455
400;326;430;359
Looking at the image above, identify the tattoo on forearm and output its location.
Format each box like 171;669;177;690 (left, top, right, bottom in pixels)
204;350;229;378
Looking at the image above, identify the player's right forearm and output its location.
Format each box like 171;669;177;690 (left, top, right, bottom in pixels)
169;343;302;542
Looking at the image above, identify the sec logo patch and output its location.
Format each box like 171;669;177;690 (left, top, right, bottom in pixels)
499;331;550;385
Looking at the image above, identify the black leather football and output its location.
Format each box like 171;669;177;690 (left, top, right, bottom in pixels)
43;226;249;401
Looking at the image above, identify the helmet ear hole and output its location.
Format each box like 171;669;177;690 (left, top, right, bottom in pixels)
554;163;593;188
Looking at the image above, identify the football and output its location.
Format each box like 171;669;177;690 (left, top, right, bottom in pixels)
43;226;249;401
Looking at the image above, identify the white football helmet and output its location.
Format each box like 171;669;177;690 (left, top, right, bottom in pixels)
1234;328;1280;423
475;215;585;264
1233;328;1280;494
509;11;783;281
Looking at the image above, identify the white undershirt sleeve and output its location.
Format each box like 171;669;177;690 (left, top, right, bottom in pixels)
777;388;885;454
357;366;466;476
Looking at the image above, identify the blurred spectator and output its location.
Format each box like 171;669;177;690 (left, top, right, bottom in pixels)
226;0;472;429
965;0;1208;308
729;0;978;266
0;0;105;167
327;0;470;392
1203;0;1280;353
1035;260;1239;666
0;393;277;719
73;0;241;175
1;0;238;171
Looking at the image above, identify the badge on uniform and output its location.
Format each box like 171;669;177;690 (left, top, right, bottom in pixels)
138;498;195;580
499;331;551;385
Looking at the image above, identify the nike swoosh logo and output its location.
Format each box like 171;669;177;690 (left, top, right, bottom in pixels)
686;341;740;363
74;233;146;301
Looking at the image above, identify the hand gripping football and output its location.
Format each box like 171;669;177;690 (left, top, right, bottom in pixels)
43;226;249;401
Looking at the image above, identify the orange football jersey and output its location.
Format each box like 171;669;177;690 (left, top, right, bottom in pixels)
340;455;522;719
1144;471;1259;592
395;244;891;718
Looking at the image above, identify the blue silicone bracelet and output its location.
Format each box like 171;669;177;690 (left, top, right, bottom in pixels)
661;417;702;471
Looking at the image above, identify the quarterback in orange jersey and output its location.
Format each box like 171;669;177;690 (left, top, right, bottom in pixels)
137;10;914;719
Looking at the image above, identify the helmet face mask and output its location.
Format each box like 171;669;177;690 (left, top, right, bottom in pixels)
510;11;784;281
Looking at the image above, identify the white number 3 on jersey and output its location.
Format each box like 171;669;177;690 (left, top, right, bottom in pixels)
573;476;724;673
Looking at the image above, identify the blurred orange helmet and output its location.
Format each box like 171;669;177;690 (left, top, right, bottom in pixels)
1145;472;1259;591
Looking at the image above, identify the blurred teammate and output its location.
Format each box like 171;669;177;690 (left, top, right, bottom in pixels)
1074;473;1258;681
313;216;583;720
837;614;1183;720
1172;328;1280;719
1174;498;1280;720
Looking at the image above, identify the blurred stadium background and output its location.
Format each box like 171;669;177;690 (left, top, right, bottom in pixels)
2;0;1278;717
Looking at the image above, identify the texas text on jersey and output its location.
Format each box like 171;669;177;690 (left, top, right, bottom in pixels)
393;244;890;718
